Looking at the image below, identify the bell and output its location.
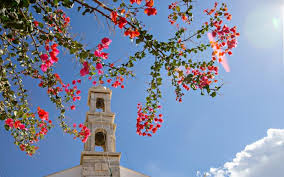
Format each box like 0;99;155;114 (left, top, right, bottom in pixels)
95;132;106;146
96;98;105;110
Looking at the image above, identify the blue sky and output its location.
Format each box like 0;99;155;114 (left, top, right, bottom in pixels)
1;0;284;177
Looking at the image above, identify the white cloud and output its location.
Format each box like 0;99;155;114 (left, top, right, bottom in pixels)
203;129;284;177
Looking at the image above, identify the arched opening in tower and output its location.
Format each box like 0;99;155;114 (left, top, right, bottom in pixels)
96;98;105;112
95;131;106;152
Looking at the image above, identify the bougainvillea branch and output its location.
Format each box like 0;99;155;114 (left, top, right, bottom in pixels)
0;0;239;154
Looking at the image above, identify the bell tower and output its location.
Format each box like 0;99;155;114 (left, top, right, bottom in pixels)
81;85;121;177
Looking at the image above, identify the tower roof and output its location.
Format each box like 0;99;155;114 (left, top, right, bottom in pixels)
87;85;112;107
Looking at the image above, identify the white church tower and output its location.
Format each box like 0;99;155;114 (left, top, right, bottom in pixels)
46;86;148;177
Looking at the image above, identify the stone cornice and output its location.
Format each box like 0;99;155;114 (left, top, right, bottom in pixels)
80;151;121;164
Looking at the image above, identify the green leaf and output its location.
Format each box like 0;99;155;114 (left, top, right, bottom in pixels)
176;6;180;12
211;92;217;97
33;5;41;13
0;113;5;120
4;125;9;131
54;0;59;6
157;77;162;85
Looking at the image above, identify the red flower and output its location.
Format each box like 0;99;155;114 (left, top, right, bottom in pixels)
101;52;109;59
94;50;102;57
144;8;157;16
118;17;127;29
37;107;49;121
110;11;118;23
20;144;26;151
40;64;48;72
33;21;39;27
80;61;89;76
40;54;49;62
97;44;104;51
101;38;112;46
14;120;21;129
5;118;14;128
145;0;154;7
49;51;58;63
19;124;25;130
70;105;76;110
130;0;142;5
96;63;103;70
124;28;140;38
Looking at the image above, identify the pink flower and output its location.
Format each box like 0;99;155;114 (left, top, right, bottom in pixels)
70;105;75;110
94;50;102;57
49;51;58;63
19;124;25;130
52;48;60;56
73;123;77;128
40;64;48;72
101;52;109;59
101;37;112;46
96;63;103;70
80;61;89;76
51;43;58;50
98;69;104;75
37;107;49;121
40;54;49;62
14;120;21;129
5;118;14;128
97;44;104;51
227;39;237;49
82;137;88;143
33;21;39;27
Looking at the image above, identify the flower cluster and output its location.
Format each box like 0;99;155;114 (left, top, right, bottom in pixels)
110;11;140;39
124;28;140;39
5;118;26;130
37;107;49;121
130;0;157;16
136;104;163;136
73;123;91;143
4;107;53;155
80;62;89;76
168;1;192;25
204;2;240;58
80;38;111;77
173;64;219;102
40;43;59;72
48;9;71;33
144;0;157;16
